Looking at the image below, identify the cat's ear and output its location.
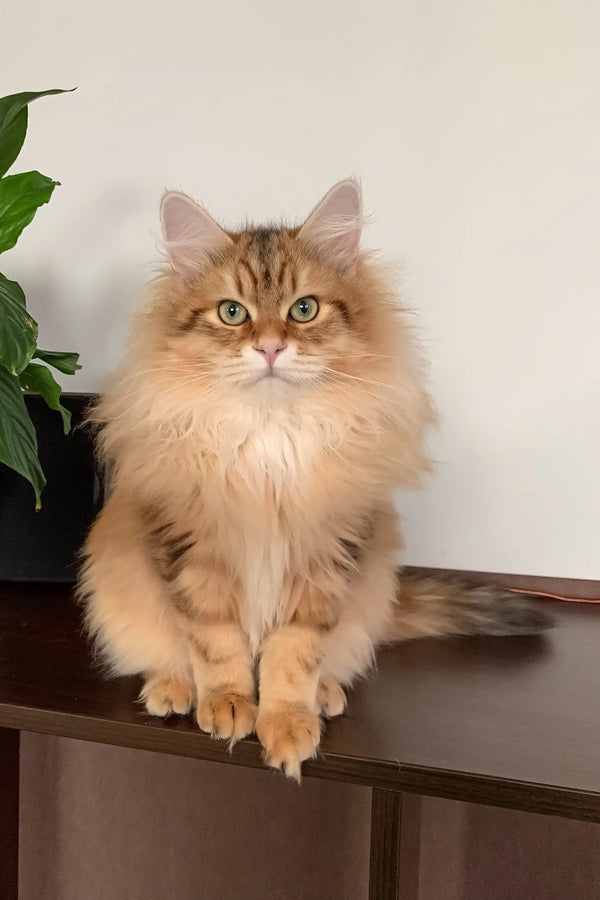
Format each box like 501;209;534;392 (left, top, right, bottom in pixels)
160;191;232;278
298;179;363;272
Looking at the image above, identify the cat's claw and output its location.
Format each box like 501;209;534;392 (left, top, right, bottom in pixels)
256;703;321;781
197;691;257;744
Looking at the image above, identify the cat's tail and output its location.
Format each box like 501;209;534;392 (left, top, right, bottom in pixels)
388;574;553;642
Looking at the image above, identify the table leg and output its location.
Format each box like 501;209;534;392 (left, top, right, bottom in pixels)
398;793;422;900
369;788;401;899
0;727;19;900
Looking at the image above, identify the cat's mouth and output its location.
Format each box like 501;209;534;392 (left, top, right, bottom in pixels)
249;368;295;387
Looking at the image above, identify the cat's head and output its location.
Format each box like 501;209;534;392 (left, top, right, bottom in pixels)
153;180;399;403
97;181;432;488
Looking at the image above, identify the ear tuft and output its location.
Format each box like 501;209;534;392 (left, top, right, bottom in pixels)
160;191;232;278
298;179;363;272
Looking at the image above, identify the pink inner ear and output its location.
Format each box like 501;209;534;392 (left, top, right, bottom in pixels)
299;180;363;272
160;192;232;278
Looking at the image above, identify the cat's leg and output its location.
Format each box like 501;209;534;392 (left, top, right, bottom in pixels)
313;529;398;720
256;505;398;777
256;574;343;779
187;619;257;743
256;623;324;779
320;505;400;695
80;493;192;700
170;569;257;743
321;565;398;693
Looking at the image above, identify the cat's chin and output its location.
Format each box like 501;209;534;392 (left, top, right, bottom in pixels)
244;371;298;398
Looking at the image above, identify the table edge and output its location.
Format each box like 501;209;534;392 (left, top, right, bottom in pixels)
2;702;599;823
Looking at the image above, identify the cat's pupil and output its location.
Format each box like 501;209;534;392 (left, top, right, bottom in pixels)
298;301;309;315
227;303;238;318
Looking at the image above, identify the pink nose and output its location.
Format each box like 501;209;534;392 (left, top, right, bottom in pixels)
254;338;286;368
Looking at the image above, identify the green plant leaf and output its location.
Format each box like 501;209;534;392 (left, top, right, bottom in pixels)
19;362;71;434
0;109;27;182
33;348;81;375
0;272;38;375
0;365;45;508
0;171;59;255
0;89;74;178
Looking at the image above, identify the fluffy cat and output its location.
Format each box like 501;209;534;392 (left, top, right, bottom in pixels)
80;180;550;778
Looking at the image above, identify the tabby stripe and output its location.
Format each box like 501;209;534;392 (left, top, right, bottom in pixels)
190;635;234;665
332;299;352;325
239;258;258;289
179;309;202;332
149;521;174;538
234;269;245;297
277;260;288;287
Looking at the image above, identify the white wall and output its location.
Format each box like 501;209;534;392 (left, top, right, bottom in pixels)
2;0;598;578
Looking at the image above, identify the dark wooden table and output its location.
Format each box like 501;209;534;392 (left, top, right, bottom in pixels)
1;585;599;899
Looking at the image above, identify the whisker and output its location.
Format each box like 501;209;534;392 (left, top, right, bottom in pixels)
320;366;404;392
104;373;234;424
116;362;245;382
316;378;383;416
330;354;398;361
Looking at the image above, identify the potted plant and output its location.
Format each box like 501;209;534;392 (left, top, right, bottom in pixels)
0;89;103;582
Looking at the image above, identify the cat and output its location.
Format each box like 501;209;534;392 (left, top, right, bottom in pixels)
79;180;551;779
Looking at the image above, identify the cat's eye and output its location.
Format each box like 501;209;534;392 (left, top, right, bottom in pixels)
289;296;319;323
218;300;248;326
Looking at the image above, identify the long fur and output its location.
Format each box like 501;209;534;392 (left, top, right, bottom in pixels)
79;182;550;778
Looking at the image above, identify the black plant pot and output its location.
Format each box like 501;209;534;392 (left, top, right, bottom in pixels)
0;393;104;583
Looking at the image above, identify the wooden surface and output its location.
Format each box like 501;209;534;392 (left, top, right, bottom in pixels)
1;584;599;821
0;726;19;900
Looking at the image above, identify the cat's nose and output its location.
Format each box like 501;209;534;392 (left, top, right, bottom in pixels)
254;338;287;368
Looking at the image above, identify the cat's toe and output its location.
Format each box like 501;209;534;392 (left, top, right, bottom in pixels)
256;703;321;780
316;676;347;718
197;691;257;743
141;674;193;717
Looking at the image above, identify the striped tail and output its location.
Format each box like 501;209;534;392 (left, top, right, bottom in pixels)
388;574;553;642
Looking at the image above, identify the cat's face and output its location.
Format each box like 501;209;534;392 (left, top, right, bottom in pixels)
166;225;372;396
154;181;395;406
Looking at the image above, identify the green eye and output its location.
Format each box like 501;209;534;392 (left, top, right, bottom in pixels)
218;300;248;326
289;296;319;323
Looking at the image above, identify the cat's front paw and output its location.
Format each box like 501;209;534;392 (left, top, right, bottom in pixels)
256;703;321;780
197;691;257;744
316;675;347;718
140;673;194;717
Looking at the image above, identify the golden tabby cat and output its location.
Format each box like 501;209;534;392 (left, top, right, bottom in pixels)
80;180;550;778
